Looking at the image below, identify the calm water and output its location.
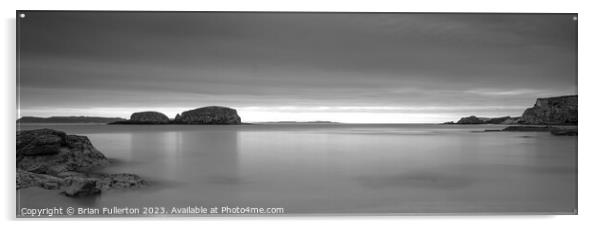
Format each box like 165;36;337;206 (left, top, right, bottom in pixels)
17;124;577;215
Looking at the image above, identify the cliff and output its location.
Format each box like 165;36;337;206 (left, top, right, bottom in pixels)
174;106;241;124
521;95;577;125
447;95;577;126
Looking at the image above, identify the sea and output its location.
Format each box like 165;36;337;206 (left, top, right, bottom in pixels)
16;123;577;215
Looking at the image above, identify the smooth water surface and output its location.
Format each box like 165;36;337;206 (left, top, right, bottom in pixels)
17;124;577;214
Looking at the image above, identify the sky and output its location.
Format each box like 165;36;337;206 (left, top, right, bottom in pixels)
17;12;577;123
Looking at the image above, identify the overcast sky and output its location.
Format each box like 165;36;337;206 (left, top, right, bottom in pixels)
17;12;577;123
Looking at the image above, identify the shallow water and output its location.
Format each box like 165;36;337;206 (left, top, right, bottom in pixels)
17;124;577;215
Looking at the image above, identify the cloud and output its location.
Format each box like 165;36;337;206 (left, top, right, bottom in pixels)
464;88;544;96
17;12;577;122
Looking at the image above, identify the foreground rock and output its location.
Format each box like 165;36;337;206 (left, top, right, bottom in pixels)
17;169;64;190
18;169;146;195
17;129;109;173
16;129;146;197
521;95;577;125
62;177;101;197
109;111;170;124
174;106;241;124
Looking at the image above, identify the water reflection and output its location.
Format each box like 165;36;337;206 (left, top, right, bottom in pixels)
125;128;241;184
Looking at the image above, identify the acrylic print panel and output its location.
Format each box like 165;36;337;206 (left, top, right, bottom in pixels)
16;11;577;217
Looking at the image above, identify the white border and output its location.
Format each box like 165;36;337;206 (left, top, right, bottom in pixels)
2;0;601;228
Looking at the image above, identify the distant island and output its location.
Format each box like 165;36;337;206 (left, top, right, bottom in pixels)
254;121;341;124
109;106;242;125
17;116;126;124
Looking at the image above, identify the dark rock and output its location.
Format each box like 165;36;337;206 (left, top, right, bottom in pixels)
500;117;522;124
486;116;511;124
129;111;170;124
521;95;577;125
109;111;170;124
17;169;64;190
95;173;147;190
17;129;67;157
16;129;146;197
174;106;241;124
55;171;87;178
17;130;109;174
550;126;578;136
456;116;485;124
502;126;550;132
452;116;522;125
62;177;101;197
17;169;145;195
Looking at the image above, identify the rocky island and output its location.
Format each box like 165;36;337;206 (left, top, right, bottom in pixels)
453;116;521;125
109;106;242;125
174;106;241;124
17;129;146;197
109;111;170;124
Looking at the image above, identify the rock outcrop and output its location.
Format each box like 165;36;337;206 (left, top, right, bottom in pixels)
521;95;577;125
110;111;170;124
17;129;109;173
17;169;146;195
174;106;241;124
130;111;170;123
16;129;146;196
445;95;577;136
500;117;522;125
62;177;101;197
456;116;485;124
454;116;521;124
17;169;64;190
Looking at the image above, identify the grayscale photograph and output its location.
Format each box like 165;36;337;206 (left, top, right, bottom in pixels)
16;11;577;217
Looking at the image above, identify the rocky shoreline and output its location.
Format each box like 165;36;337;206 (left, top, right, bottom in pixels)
17;129;146;197
445;95;577;136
